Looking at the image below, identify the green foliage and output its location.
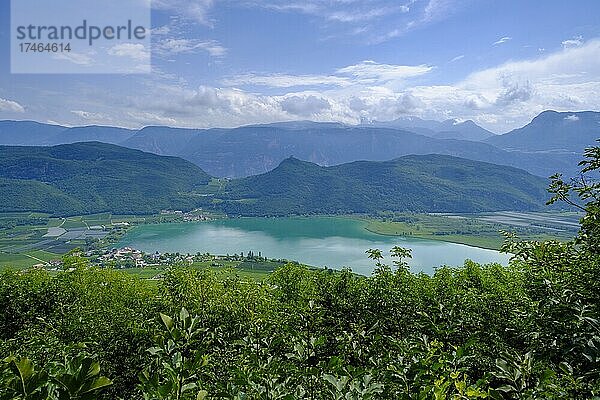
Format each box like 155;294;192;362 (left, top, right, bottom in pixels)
0;354;112;400
139;308;210;400
547;139;600;253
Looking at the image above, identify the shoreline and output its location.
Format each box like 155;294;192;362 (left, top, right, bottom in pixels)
362;225;502;251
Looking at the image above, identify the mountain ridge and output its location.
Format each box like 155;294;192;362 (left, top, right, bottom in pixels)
0;110;597;178
486;110;600;152
364;116;495;141
218;153;549;216
0;142;211;215
0;142;550;216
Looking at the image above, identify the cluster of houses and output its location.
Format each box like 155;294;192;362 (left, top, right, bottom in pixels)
92;247;211;269
31;245;279;272
96;247;150;268
32;259;64;270
159;209;211;222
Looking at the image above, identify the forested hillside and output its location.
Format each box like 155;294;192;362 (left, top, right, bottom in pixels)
220;155;549;215
0;142;211;215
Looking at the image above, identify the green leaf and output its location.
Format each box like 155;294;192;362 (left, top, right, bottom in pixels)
182;382;198;393
197;389;209;400
14;358;35;382
82;376;113;393
180;307;190;321
160;313;175;330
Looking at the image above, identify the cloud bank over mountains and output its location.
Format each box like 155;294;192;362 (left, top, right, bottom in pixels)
0;0;598;132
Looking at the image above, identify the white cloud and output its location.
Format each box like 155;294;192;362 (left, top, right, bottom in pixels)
224;61;433;89
153;0;215;25
257;2;319;15
156;39;227;57
327;5;409;23
493;36;512;46
462;39;600;92
123;84;286;127
245;0;412;23
280;95;331;116
126;111;178;126
337;60;433;82
0;98;25;113
562;35;583;49
238;0;452;44
53;51;95;66
564;114;580;121
449;55;465;63
108;43;150;61
71;110;109;121
152;25;171;35
495;81;534;105
369;0;462;43
401;39;600;129
422;0;455;24
223;73;351;88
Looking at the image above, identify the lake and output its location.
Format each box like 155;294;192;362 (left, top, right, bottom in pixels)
117;217;511;275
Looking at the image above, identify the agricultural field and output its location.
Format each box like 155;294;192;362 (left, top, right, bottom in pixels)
0;212;137;270
364;211;581;250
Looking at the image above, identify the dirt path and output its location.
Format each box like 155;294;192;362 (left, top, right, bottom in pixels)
23;254;48;265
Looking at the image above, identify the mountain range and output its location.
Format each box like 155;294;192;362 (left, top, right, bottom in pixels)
0;110;597;179
485;110;600;152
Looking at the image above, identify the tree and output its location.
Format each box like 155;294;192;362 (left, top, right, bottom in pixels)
547;140;600;252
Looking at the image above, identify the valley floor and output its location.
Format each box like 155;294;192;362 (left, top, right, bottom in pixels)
360;211;580;250
0;210;580;273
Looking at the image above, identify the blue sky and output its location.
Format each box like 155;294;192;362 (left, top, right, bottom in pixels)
0;0;599;132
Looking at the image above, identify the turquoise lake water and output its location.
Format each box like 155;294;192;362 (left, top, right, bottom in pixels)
118;217;511;275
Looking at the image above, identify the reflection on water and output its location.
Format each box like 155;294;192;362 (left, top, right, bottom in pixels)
118;217;510;275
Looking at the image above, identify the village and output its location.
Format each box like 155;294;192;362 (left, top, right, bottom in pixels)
34;246;292;277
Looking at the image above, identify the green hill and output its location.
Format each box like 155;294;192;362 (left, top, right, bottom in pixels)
219;155;549;216
0;143;550;216
0;142;211;215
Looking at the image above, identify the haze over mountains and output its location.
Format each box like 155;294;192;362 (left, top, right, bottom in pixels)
364;116;495;141
0;143;549;216
0;110;597;178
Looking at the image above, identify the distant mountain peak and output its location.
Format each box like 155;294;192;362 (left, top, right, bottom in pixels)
486;110;600;152
278;156;315;168
363;116;493;141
